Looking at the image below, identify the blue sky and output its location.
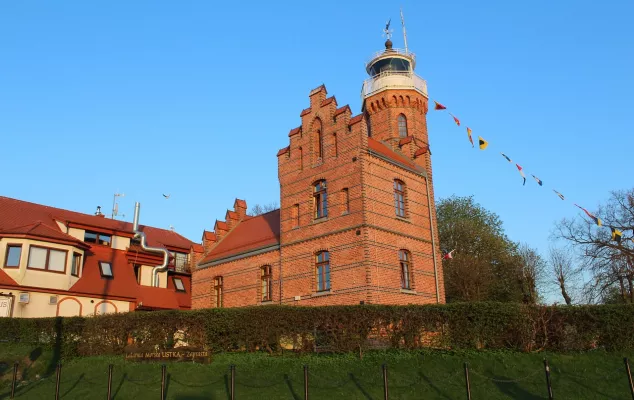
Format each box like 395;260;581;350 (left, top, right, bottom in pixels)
1;1;632;277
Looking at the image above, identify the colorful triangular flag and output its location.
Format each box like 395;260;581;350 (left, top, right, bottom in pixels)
434;101;447;110
500;153;512;163
610;227;622;243
553;190;565;200
443;249;456;260
574;204;602;227
450;113;460;126
515;164;526;186
478;136;488;150
531;175;543;186
466;127;474;148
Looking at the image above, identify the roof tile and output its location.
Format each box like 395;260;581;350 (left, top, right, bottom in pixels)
368;138;426;174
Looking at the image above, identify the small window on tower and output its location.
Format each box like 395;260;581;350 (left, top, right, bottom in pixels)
398;114;408;138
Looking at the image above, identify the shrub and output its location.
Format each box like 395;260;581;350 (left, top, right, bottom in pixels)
1;303;632;358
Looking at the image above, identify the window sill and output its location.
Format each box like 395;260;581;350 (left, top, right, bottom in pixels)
395;216;411;223
341;211;349;216
312;290;332;297
312;217;328;224
260;300;274;305
400;288;417;295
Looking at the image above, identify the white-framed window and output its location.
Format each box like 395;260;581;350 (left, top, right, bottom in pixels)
173;277;186;292
27;246;67;273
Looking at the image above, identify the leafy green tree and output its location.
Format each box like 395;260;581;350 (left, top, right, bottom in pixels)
437;196;543;303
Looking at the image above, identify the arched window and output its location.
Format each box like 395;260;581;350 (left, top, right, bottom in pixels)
394;180;406;217
313;180;328;219
398;114;408;138
399;250;411;289
213;276;223;308
316;251;330;292
261;266;272;302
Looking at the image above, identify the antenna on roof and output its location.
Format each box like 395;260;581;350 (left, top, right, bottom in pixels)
111;192;125;219
400;8;409;53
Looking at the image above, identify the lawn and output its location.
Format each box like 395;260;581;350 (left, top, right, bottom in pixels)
1;344;633;399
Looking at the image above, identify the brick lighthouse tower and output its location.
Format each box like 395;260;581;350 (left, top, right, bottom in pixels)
193;20;445;309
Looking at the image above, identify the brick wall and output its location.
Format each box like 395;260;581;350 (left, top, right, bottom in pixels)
192;83;445;309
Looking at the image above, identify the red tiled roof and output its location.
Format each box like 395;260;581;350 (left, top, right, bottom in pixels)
203;230;216;241
69;246;138;299
288;127;302;137
368;138;426;174
0;196;194;250
167;274;191;308
215;220;228;231
300;108;311;117
191;244;204;253
0;221;89;248
137;285;180;310
414;146;430;158
277;147;290;156
200;209;280;264
334;105;351;117
399;136;414;146
321;96;336;107
0;268;18;286
226;210;238;220
348;114;363;126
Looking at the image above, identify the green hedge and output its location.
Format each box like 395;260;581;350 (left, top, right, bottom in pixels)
1;303;633;358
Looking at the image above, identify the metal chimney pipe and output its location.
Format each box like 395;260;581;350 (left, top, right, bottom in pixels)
132;202;170;287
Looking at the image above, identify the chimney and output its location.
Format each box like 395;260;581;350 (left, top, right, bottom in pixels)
225;210;239;231
201;231;217;255
214;220;229;241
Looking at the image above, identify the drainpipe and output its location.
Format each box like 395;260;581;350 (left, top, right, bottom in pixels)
132;202;170;287
425;176;441;303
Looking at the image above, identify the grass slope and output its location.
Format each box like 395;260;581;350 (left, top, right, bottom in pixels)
1;344;633;399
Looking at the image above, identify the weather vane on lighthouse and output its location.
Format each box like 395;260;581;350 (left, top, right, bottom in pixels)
383;18;393;40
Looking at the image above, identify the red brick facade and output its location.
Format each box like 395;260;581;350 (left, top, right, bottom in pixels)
192;50;445;308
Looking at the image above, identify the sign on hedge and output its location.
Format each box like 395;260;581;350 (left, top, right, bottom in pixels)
125;348;211;363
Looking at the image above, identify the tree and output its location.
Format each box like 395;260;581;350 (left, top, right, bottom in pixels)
248;202;279;216
548;246;578;305
554;189;634;304
437;195;540;303
517;243;547;304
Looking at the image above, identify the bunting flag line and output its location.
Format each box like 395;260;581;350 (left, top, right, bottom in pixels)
434;101;447;110
443;249;456;260
532;175;543;186
515;164;527;186
501;153;512;163
553;190;565;200
574;204;603;227
610;227;623;243
466;127;474;148
450;113;460;126
478;136;488;150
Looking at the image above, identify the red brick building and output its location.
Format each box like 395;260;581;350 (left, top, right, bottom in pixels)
192;38;445;308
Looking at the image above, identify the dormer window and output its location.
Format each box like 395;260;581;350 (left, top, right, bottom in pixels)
99;261;113;278
84;231;112;247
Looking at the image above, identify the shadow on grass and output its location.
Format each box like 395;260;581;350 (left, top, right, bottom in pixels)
491;376;541;400
421;374;453;400
60;373;85;398
111;372;127;400
349;373;375;400
283;373;301;400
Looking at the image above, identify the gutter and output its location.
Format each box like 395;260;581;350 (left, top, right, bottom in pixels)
132;202;170;287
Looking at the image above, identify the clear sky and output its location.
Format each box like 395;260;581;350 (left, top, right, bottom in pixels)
1;1;632;273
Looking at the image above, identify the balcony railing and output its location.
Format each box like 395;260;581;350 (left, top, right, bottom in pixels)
361;71;428;98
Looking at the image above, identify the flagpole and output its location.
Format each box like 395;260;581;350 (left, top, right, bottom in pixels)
400;8;409;54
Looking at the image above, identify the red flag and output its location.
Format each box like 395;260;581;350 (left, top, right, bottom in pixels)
443;249;455;260
434;101;446;110
466;127;474;148
450;113;460;126
515;164;527;186
574;204;603;227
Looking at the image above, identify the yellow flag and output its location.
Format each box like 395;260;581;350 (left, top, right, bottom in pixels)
478;136;488;150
